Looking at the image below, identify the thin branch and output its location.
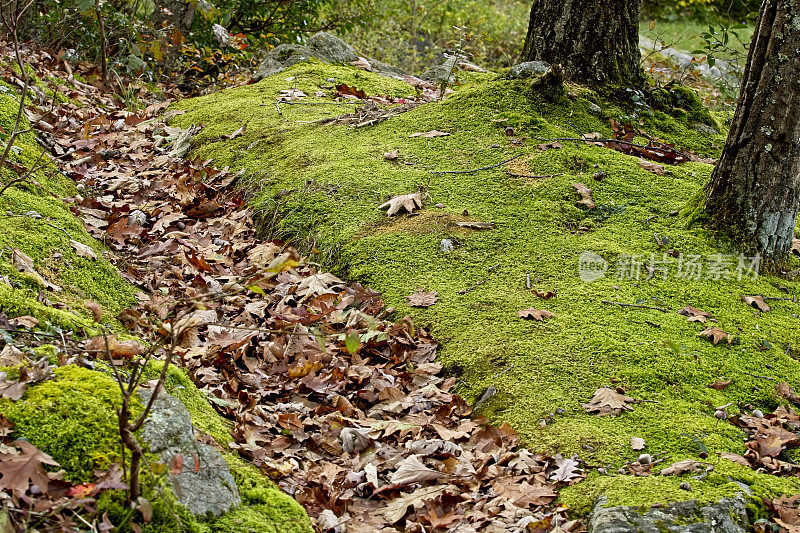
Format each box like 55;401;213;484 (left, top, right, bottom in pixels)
602;300;670;312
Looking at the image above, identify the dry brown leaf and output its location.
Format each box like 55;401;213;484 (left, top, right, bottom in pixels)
516;308;555;321
638;158;666;175
388;454;442;486
582;387;635;416
707;379;732;391
383;149;399;160
776;382;800;405
9;316;38;328
70;240;97;259
408;289;438;308
719;452;750;467
409;130;450;138
741;294;770;312
572;182;595;209
793;238;800;257
382;484;455;523
697;327;731;345
630;437;646;450
659;459;705;476
378;191;425;216
677;305;713;320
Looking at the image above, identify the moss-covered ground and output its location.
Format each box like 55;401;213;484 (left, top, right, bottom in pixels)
173;61;800;512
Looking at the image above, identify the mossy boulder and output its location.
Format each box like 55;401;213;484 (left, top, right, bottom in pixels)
1;364;312;532
172;60;800;511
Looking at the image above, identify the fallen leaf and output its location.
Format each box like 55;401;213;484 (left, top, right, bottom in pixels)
719;452;750;467
660;459;705;476
9;315;38;328
793;238;800;257
0;440;60;495
572;182;595;209
408;289;438;308
516;308;555;321
638;158;666;175
335;83;366;99
697;327;731;345
531;290;556;299
383;149;399;160
350;57;372;70
549;454;582;483
630;437;646;450
776;382;800;405
409;130;450;138
85;301;103;322
70;240;97;259
382;484;455;523
379;191;425;216
678;305;713;320
708;379;732;391
388;454;442;486
455;221;495;230
582;387;635;416
741;294;770;312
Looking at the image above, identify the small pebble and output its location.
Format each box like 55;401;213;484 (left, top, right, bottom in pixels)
491;143;500;148
752;409;764;418
637;453;652;465
440;238;454;253
24;210;42;219
434;203;445;208
555;408;565;415
176;221;186;230
669;210;679;217
714;409;727;420
128;210;147;227
680;482;692;491
504;126;515;136
592;171;607;182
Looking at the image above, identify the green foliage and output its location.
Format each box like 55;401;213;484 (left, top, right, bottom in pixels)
642;0;759;21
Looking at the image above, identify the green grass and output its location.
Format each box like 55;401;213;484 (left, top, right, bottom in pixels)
173;61;800;512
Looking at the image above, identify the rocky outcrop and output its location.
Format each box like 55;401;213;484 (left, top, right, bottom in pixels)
140;389;240;517
588;496;749;533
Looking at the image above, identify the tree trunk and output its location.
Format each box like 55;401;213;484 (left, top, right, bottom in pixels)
152;0;196;34
520;0;642;86
702;0;800;267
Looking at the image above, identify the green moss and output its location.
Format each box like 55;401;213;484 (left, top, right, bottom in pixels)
173;62;800;511
0;87;136;330
1;365;133;481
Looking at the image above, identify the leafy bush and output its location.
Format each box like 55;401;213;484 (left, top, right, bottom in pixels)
642;0;759;21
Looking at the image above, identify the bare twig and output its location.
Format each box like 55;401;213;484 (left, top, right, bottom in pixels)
742;371;777;381
602;300;670;312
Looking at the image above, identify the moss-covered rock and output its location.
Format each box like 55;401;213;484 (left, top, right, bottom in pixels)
1;363;312;532
172;61;800;510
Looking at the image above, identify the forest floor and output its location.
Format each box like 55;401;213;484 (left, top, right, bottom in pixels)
2;33;800;532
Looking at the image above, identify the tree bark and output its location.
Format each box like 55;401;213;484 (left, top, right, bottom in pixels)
520;0;642;86
703;0;800;266
152;0;196;34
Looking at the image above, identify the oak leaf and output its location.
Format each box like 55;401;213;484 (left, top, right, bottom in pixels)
70;240;97;259
0;440;59;495
517;308;555;321
707;379;732;391
408;289;438;308
382;484;455;523
582;387;634;416
379;191;425;216
659;459;705;476
697;327;731;344
741;294;770;312
388;454;442;486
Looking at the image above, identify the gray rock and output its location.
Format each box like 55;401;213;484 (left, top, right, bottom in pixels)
440;238;454;253
694;123;719;135
140;389;240;517
307;32;358;64
589;496;749;533
420;58;457;84
508;61;551;79
255;43;317;80
588;102;602;115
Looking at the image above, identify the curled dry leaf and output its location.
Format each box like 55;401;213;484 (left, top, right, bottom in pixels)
379;191;425;216
531;290;556;299
407;289;438;308
85;301;103;322
572;182;595;210
70;240;97;259
741;294;770;312
630;437;646;450
8;316;38;328
707;378;732;391
517;308;555;321
388;454;443;487
659;459;706;476
85;335;146;359
383;149;399;160
638;158;666;175
677;305;713;321
582;387;635;416
776;382;800;405
697;327;731;345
